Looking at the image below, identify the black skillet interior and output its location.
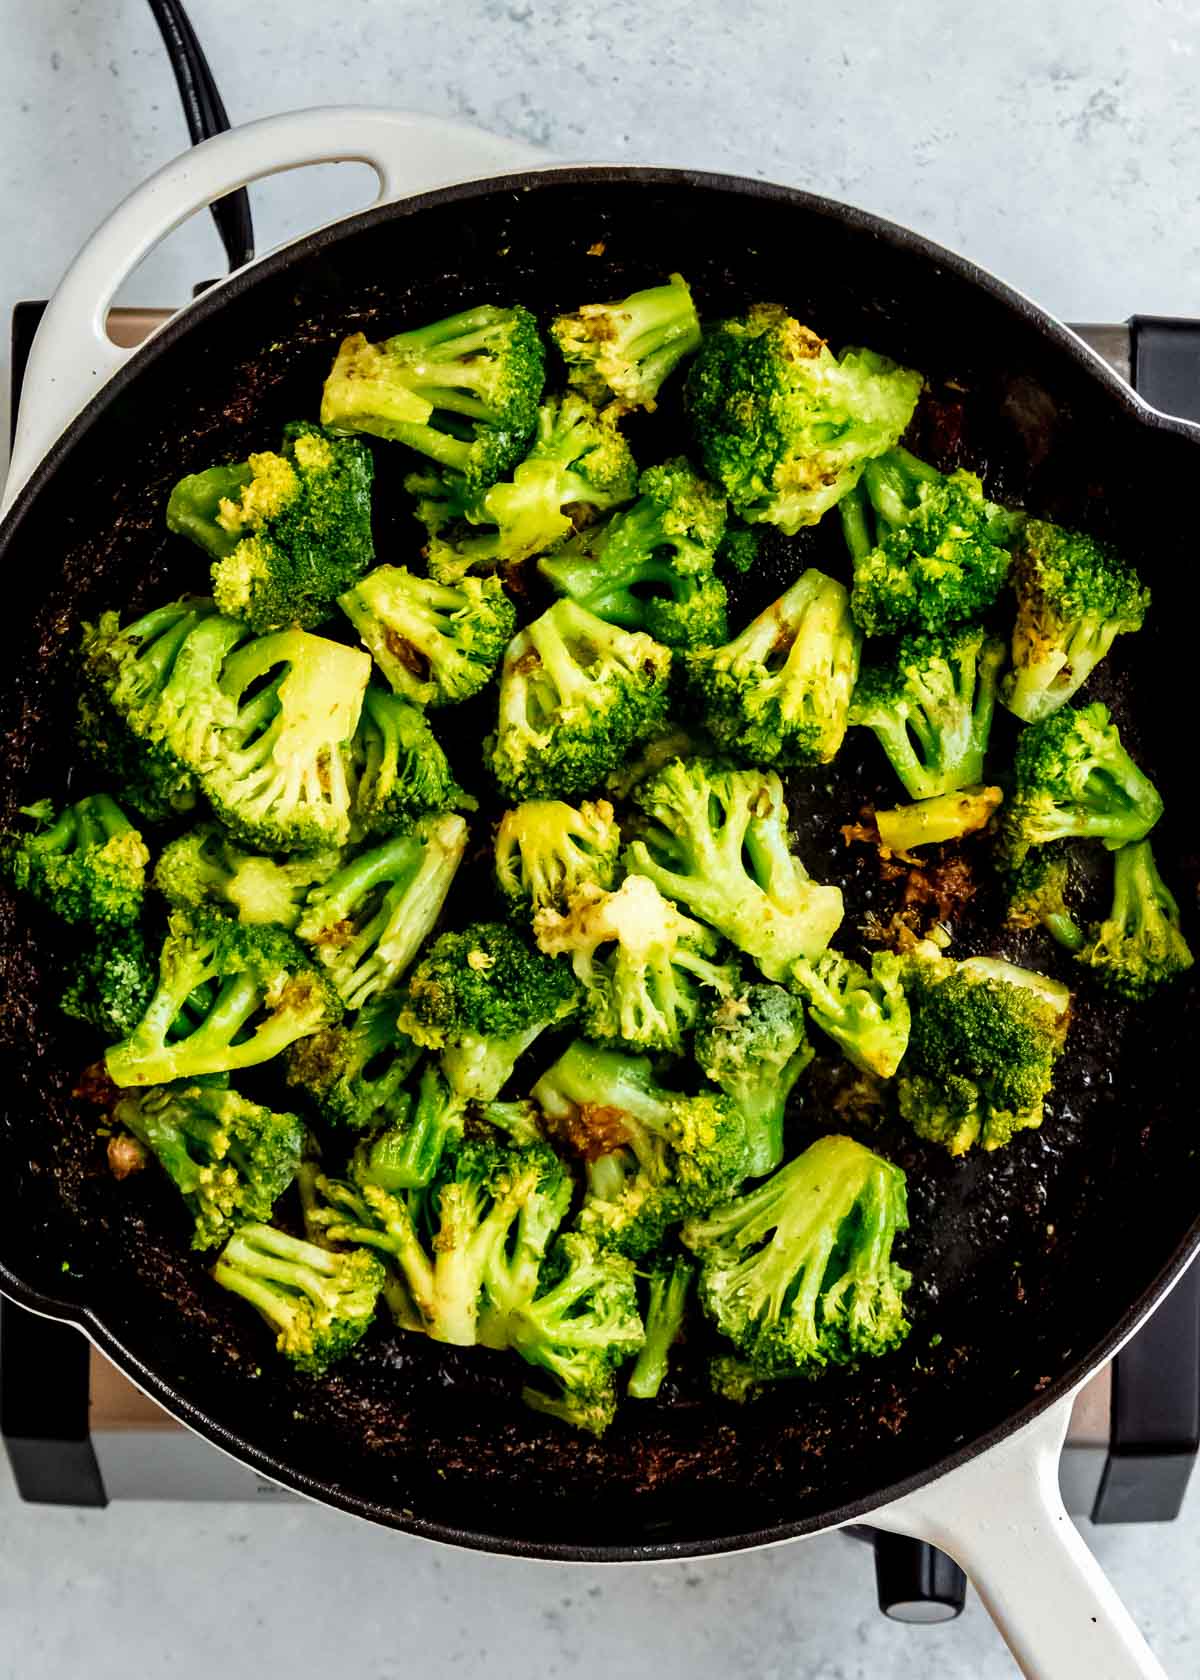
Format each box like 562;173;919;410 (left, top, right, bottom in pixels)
0;169;1197;1558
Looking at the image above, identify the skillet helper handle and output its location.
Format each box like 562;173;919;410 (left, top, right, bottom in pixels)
868;1395;1167;1680
2;105;542;518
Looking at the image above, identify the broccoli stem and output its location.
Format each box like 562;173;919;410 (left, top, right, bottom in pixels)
627;1256;693;1399
165;464;254;558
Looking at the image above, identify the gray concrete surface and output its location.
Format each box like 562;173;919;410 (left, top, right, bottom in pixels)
2;1;1200;1674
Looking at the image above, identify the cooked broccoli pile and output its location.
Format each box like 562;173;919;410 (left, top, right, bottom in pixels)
18;271;1184;1437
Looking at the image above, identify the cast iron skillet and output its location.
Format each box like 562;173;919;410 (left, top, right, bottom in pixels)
0;167;1197;1559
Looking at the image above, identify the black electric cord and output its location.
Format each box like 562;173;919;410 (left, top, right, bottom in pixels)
144;0;255;272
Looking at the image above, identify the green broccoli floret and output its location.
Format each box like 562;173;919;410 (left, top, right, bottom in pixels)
845;448;1022;636
3;794;148;927
166;422;376;633
285;993;421;1129
488;599;672;800
626;758;844;981
848;627;1005;799
898;949;1071;1154
105;908;342;1087
349;685;470;837
113;1083;304;1250
550;273;702;411
1002;520;1151;723
60;925;157;1039
295;813;467;1011
534;874;737;1053
693;984;813;1178
626;1251;694;1400
790;951;911;1079
154;823;342;930
1074;839;1193;1000
716;524;760;575
212;1222;384;1375
320;304;544;492
685;307;922;533
682;1133;911;1380
683;569;861;765
532;1039;747;1259
413;395;639;582
494;797;621;917
473;1099;546;1146
355;1060;468;1191
398;921;579;1103
538;456;729;649
1003;702;1163;866
338;566;514;709
1004;843;1086;952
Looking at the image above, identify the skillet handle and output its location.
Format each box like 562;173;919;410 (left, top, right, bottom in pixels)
867;1395;1167;1679
1;105;543;517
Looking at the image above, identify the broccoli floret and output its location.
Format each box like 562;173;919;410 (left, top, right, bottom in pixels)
716;524;760;575
1004;843;1086;952
1002;520;1151;723
338;566;514;709
626;758;844;981
488;599;672;801
848;627;1005;799
550;273;702;411
875;785;1004;854
285;994;421;1129
3;794;148;927
295;813;467;1012
684;569;861;766
473;1099;547;1146
1075;839;1193;1000
60;924;157;1038
534;874;737;1053
113;1083;304;1250
898;950;1070;1154
212;1222;384;1375
845;448;1021;636
399;921;579;1103
1003;702;1163;866
539;456;729;649
166;422;376;633
532;1039;747;1259
356;1059;468;1191
349;685;470;836
685;307;922;533
105;908;342;1087
626;1251;694;1400
320;304;544;492
682;1133;911;1380
154;823;342;930
790;951;911;1079
494;797;621;917
693;984;813;1177
508;1232;645;1434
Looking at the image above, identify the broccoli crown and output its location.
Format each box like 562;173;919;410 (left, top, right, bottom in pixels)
356;1059;467;1191
105;907;342;1088
538;456;730;649
716;524;760;575
320;305;544;491
339;566;515;708
1004;842;1085;952
790;950;911;1080
534;874;737;1053
692;984;812;1179
685;569;861;766
60;924;157;1039
532;1039;748;1259
213;1222;384;1375
286;993;421;1129
509;1231;645;1434
115;1083;304;1250
847;626;1005;800
3;794;148;927
167;422;376;633
685;307;922;533
1004;701;1163;864
398;920;579;1053
626;757;844;982
1002;519;1151;723
1076;839;1193;1000
488;599;672;801
898;950;1070;1154
682;1134;911;1380
295;813;468;1012
154;822;343;930
550;273;702;412
349;685;470;837
494;797;621;917
626;1250;694;1400
845;449;1019;637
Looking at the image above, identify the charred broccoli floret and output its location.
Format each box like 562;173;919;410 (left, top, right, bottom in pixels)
3;795;148;927
285;994;420;1129
626;1250;694;1400
494;797;621;917
349;685;469;837
550;273;702;411
790;950;910;1079
693;984;812;1178
1074;839;1193;1000
338;566;515;708
154;823;342;930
